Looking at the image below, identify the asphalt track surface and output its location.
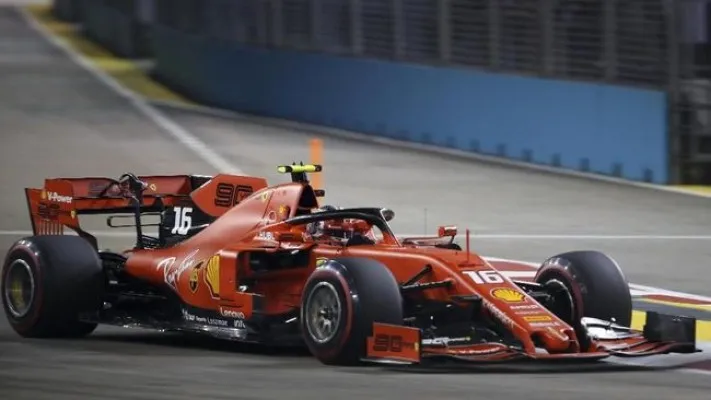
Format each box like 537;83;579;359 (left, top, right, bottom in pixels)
2;4;711;399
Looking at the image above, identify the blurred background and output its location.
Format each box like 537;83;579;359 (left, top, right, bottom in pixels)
49;0;711;185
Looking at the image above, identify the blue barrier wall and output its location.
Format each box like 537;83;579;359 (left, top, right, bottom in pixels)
152;26;669;183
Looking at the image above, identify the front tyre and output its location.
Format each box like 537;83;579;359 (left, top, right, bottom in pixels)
535;250;632;327
1;236;104;338
300;257;403;365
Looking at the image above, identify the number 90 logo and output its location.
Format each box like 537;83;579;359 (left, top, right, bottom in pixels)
214;183;253;207
373;334;403;352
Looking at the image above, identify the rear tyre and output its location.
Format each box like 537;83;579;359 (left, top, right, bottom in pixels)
535;250;632;327
1;236;105;338
300;257;403;365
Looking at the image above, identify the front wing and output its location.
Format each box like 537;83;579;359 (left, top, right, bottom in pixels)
363;311;699;366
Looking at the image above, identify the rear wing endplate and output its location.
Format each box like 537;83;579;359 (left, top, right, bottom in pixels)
25;179;78;236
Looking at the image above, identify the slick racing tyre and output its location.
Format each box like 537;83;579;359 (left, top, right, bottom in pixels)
300;257;403;365
1;236;105;338
534;250;633;327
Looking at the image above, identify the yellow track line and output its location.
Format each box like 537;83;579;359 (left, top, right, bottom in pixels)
673;185;711;194
25;3;194;105
638;298;711;313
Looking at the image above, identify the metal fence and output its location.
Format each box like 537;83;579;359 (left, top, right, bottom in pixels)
671;1;711;183
150;0;704;89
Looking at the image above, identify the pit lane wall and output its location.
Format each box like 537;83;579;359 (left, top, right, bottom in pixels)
150;25;667;183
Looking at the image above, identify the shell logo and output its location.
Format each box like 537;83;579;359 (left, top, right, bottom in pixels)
315;257;328;267
491;288;525;303
41;190;47;200
204;255;220;298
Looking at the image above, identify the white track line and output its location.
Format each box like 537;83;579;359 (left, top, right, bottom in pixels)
627;283;711;304
18;7;242;175
485;256;711;303
153;99;711;200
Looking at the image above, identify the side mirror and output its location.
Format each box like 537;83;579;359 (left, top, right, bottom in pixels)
381;208;395;222
438;225;457;237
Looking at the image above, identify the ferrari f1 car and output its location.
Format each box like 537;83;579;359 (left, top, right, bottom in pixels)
1;164;700;366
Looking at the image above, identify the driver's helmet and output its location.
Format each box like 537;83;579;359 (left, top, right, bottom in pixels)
306;205;369;240
306;205;341;237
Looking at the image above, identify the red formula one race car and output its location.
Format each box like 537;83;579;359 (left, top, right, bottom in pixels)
1;164;699;366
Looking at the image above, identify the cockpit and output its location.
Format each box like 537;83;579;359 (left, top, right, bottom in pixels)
305;206;378;246
272;163;398;247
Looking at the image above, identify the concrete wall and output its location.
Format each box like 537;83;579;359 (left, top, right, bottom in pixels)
152;25;669;183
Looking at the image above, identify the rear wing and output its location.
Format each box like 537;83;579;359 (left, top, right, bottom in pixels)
25;172;277;250
24;175;204;237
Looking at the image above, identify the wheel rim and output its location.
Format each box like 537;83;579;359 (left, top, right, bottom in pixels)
3;259;35;318
542;278;576;324
304;281;342;344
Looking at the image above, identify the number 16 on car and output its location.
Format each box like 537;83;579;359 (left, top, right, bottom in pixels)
462;270;505;284
171;207;193;235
